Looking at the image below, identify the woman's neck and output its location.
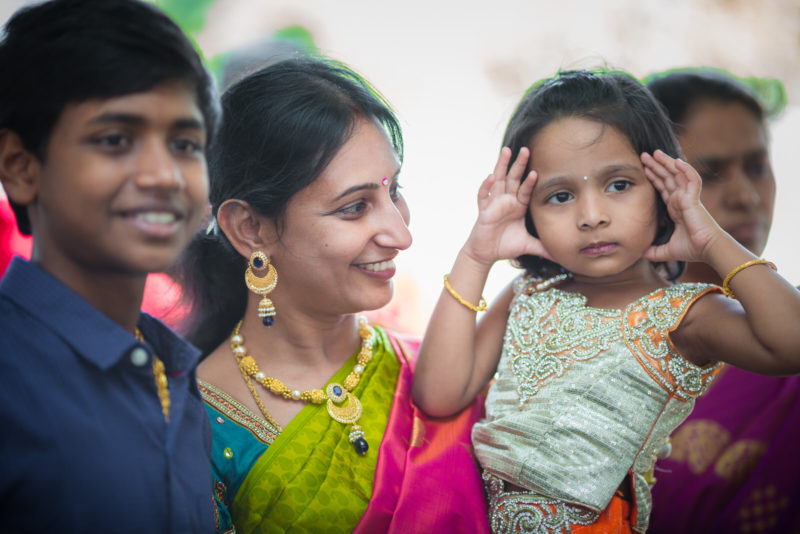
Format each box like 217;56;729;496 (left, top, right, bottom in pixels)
236;306;363;369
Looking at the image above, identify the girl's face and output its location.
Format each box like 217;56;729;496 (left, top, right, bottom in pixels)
266;118;412;317
528;117;658;283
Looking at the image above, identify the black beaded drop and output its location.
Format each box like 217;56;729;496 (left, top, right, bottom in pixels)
353;437;369;456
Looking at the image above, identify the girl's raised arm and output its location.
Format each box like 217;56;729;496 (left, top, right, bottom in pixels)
413;148;549;417
642;150;800;374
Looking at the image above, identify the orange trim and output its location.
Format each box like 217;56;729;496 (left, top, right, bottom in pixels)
624;286;723;401
571;494;635;533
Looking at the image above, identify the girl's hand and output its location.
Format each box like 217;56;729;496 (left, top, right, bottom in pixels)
641;150;725;263
462;147;552;266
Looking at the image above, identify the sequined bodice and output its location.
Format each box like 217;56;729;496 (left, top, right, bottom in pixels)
472;276;722;532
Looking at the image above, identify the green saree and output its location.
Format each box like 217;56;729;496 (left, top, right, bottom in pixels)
200;326;400;533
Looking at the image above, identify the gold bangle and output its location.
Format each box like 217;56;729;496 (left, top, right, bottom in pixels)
722;259;777;299
443;274;488;312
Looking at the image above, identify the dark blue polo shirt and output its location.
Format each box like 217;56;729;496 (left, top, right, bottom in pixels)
0;258;214;533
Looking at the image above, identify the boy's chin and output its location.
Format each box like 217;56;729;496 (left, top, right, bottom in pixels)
119;249;183;277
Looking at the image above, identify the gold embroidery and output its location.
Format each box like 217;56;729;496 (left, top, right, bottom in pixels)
669;420;731;474
409;415;426;448
199;380;280;445
736;485;789;533
715;439;767;482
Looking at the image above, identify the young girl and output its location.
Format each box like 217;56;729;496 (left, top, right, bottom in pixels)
412;70;800;534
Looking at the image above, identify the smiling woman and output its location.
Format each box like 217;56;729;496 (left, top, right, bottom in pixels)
175;56;489;534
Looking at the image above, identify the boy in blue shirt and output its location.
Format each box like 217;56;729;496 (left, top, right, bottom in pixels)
0;0;220;531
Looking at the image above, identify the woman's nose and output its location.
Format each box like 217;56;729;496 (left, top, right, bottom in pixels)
723;167;760;209
375;199;412;250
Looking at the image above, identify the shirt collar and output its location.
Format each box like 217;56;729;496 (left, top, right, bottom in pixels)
0;258;199;372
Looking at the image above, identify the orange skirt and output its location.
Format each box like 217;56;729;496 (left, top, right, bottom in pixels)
483;472;635;533
571;494;634;533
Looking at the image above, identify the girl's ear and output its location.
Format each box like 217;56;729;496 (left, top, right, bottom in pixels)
0;130;41;206
216;199;278;260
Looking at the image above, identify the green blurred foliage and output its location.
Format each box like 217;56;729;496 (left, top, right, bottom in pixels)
151;1;319;88
155;0;217;36
153;0;217;62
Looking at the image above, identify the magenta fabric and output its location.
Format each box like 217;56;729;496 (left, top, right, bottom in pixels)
649;366;800;533
0;195;32;275
355;332;490;534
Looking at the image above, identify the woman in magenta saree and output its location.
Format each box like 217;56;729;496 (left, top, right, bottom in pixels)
178;57;489;533
649;368;800;533
646;70;800;533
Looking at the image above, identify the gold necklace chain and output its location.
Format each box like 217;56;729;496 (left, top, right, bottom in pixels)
230;315;374;455
135;328;170;423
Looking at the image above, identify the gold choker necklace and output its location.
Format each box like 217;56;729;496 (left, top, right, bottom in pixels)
230;316;374;455
135;329;170;423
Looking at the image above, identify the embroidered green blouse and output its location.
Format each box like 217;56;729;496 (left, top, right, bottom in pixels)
472;275;723;533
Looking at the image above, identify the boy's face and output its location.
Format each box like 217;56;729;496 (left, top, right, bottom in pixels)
29;81;209;278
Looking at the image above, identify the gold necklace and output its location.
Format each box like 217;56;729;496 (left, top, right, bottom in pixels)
230;315;374;455
135;329;170;423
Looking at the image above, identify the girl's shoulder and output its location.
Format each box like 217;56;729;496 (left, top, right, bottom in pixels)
623;282;721;330
633;282;722;315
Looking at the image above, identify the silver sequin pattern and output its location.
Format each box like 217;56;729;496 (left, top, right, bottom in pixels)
473;275;722;533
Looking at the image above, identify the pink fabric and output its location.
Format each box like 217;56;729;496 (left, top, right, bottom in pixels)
141;273;188;329
0;195;32;274
355;332;490;534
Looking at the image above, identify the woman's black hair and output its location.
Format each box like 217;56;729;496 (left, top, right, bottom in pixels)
645;69;768;131
177;56;403;355
502;69;684;281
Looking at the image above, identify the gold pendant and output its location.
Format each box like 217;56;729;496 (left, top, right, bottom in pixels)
326;382;362;424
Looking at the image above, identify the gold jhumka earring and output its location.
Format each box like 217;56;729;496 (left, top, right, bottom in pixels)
245;250;278;326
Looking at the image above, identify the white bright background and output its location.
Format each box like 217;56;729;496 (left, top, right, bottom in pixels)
2;0;798;334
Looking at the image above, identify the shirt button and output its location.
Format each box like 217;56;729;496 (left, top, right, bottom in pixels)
130;347;149;366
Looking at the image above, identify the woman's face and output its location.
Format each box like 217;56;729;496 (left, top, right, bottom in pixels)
267;118;412;317
678;99;775;255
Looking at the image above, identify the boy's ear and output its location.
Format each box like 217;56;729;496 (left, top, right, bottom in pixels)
217;199;278;260
0;130;41;206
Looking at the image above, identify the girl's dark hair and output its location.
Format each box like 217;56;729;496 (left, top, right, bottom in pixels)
177;56;403;355
502;69;684;281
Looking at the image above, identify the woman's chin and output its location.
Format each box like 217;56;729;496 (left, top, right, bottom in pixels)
358;288;394;313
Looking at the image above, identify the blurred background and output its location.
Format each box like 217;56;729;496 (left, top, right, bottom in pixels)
1;0;798;335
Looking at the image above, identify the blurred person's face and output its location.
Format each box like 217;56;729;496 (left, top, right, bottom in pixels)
677;99;775;256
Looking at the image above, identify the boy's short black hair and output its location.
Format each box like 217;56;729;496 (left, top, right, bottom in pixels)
0;0;220;235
